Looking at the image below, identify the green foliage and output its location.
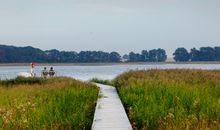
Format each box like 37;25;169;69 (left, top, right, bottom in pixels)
0;45;45;63
77;51;121;62
129;52;142;62
190;48;200;61
179;46;220;62
109;52;121;62
114;69;220;130
199;47;215;61
173;48;190;62
0;77;45;86
0;77;98;130
0;45;122;63
1;44;220;63
128;49;167;62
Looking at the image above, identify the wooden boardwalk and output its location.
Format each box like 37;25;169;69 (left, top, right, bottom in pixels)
92;83;133;130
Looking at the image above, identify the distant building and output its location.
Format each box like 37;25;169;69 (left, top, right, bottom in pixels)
166;57;175;62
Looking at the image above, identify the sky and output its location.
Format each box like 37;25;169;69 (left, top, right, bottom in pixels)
0;0;220;57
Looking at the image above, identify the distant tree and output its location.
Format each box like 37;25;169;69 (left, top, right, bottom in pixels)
98;51;110;62
141;50;149;61
0;46;6;62
157;48;167;62
45;49;62;62
190;48;200;61
173;48;190;62
122;54;129;61
78;51;88;62
109;52;121;62
60;51;78;63
0;45;17;62
0;45;46;63
137;53;143;61
199;47;215;61
149;49;158;62
129;52;139;62
77;51;112;62
147;49;167;62
5;44;220;63
214;47;220;61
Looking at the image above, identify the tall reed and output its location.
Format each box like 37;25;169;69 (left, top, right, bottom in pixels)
115;69;220;130
0;77;98;130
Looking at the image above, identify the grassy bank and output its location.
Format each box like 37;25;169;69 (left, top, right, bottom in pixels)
114;69;220;130
0;77;98;130
91;78;114;86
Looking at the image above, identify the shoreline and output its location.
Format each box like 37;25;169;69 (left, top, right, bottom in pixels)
0;61;220;66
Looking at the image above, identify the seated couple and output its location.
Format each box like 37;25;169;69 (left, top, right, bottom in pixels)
41;67;56;78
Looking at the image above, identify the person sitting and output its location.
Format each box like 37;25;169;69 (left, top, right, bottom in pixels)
41;67;49;78
49;67;55;77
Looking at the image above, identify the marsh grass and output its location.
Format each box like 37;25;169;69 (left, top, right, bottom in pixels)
90;78;114;86
0;76;46;86
114;69;220;130
0;77;98;130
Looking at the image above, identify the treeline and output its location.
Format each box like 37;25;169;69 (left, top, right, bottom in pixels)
173;47;220;62
0;45;121;63
0;44;220;63
0;45;167;63
123;49;167;62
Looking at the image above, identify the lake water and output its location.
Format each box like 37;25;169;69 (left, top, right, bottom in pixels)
0;64;220;81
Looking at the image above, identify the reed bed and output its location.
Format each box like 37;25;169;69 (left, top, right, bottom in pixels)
0;77;98;130
114;69;220;130
90;78;114;86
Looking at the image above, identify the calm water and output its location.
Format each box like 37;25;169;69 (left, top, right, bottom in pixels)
0;64;220;81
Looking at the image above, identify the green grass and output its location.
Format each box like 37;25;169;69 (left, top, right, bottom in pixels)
0;76;46;86
0;77;98;130
114;69;220;130
90;78;114;86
